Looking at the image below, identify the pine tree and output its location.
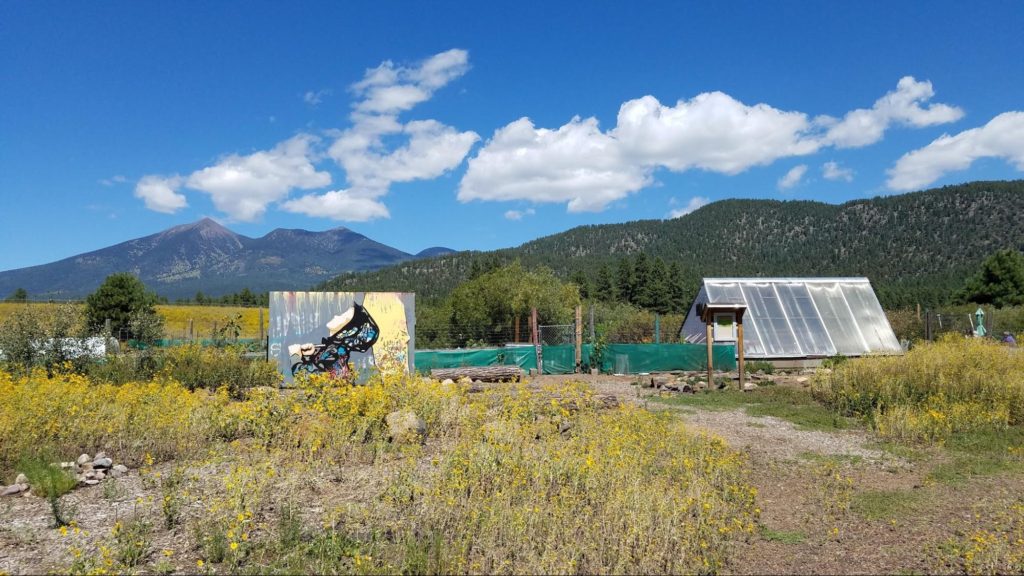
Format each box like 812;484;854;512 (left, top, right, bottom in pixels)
616;258;635;304
633;253;651;308
648;257;671;313
595;264;615;302
570;270;591;300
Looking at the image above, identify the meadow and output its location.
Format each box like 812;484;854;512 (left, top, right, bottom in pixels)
1;337;1022;574
0;303;268;340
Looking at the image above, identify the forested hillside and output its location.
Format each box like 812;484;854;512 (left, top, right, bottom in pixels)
320;181;1024;309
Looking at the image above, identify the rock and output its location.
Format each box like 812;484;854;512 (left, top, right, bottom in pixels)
441;379;455;386
60;462;75;470
14;473;28;485
92;457;113;469
457;376;473;385
385;409;426;444
2;484;26;496
112;464;128;474
681;383;694;393
94;470;105;481
94;451;108;460
796;376;809;384
76;454;91;466
558;420;573;434
84;479;100;486
84;471;96;480
743;382;759;391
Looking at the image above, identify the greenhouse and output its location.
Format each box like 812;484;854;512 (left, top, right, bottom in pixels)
680;278;902;359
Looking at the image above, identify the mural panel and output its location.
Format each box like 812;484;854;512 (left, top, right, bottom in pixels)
269;291;415;384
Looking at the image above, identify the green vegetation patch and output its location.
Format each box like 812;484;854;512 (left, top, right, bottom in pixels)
851;489;925;520
656;386;855;432
758;526;806;544
928;425;1024;485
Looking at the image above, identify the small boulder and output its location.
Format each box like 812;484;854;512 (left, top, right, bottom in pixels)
386;409;426;444
14;473;28;485
112;464;128;475
94;470;106;481
92;457;113;469
2;484;27;496
441;378;455;386
76;454;91;466
84;479;100;486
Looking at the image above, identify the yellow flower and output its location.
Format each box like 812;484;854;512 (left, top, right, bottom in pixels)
230;541;239;551
59;526;68;537
197;559;205;568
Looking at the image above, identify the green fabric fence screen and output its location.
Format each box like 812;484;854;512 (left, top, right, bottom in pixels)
415;343;736;375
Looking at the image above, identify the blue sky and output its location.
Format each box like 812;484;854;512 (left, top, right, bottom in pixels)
2;1;1023;272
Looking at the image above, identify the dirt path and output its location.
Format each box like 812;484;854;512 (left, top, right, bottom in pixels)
528;375;1023;575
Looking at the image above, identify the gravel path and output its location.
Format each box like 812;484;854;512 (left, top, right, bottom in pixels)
676;407;900;464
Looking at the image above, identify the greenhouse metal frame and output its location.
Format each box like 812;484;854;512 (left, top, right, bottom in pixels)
680;277;902;359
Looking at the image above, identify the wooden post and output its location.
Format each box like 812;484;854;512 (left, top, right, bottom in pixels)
532;308;542;375
737;320;745;390
706;322;714;389
575;305;583;373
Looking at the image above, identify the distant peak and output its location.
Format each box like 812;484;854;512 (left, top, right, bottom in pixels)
161;217;236;239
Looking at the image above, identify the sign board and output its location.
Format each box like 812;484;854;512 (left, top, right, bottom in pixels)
269;291;415;384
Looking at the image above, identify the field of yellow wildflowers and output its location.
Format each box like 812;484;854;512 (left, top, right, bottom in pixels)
0;368;757;574
0;303;267;339
813;335;1024;443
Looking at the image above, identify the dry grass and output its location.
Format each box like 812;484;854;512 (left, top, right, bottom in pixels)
812;336;1024;443
0;369;757;574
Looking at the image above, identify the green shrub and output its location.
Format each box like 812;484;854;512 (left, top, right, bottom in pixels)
18;453;78;527
746;360;775;374
86;344;280;398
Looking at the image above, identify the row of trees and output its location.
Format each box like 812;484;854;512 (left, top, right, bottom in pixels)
572;254;694;314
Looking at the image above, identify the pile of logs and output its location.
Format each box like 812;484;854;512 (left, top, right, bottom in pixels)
430;366;523;382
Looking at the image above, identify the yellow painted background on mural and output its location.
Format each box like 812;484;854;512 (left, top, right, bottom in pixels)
361;292;411;373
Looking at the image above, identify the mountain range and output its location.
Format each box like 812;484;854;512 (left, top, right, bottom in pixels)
321;180;1024;308
0;219;454;300
4;180;1023;307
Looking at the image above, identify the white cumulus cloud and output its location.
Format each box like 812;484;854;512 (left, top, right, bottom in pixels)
822;161;854;182
504;208;536;220
184;134;331;221
321;49;479;218
459;116;649;212
824;76;963;148
460;77;960;212
134;175;187;213
612;92;820;173
280;189;390;221
135;49;478;223
777;165;808;190
303;89;330;106
887;111;1024;191
667;196;711;218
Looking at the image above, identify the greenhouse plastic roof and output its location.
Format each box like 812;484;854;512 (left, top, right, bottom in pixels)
680;277;902;358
